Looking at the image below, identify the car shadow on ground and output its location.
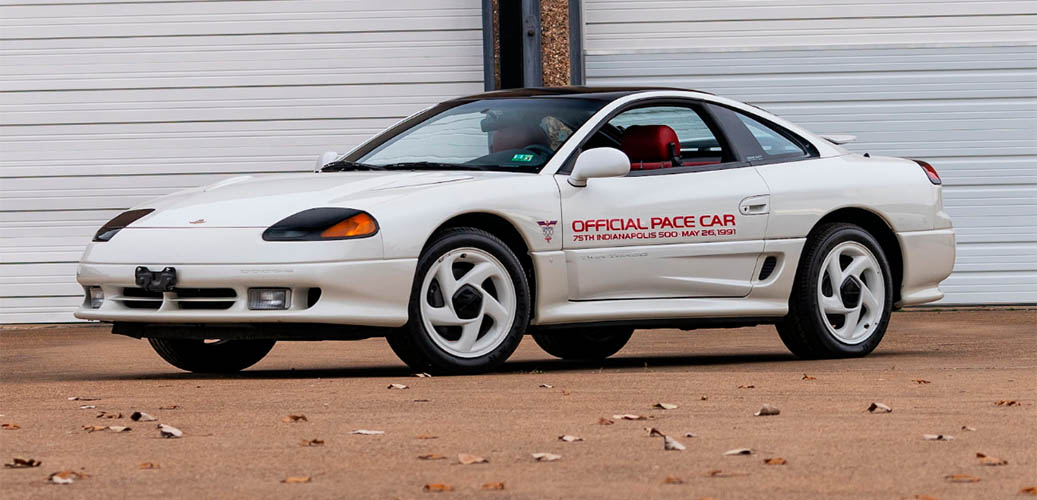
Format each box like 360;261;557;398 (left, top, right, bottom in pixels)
78;350;924;382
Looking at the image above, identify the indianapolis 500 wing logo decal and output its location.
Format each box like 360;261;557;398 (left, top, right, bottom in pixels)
537;220;558;243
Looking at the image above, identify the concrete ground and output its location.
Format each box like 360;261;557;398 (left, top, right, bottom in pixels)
1;309;1034;500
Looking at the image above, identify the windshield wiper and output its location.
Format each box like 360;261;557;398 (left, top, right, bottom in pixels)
380;161;489;171
320;160;386;172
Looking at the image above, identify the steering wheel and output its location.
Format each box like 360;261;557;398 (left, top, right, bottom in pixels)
523;144;553;157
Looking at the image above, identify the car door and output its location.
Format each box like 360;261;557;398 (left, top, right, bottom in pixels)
556;101;771;300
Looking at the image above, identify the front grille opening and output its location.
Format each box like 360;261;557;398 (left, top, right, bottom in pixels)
120;287;162;309
306;288;322;308
173;288;237;310
758;256;778;280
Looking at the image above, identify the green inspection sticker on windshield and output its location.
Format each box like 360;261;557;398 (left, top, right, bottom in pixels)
511;153;534;162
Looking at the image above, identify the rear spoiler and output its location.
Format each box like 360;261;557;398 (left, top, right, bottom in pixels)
820;134;857;145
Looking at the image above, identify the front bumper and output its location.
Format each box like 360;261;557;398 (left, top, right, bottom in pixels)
896;228;956;306
74;258;416;327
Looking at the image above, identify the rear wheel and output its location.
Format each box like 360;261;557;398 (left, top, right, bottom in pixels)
777;223;893;358
147;338;275;373
386;228;530;374
532;327;634;361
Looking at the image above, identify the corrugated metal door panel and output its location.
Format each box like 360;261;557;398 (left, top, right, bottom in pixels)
0;0;484;323
584;1;1037;304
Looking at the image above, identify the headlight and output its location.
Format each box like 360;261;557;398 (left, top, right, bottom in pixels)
262;208;379;241
93;209;154;242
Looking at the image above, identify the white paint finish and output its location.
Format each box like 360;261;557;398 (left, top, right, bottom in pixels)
0;0;485;323
583;1;1036;304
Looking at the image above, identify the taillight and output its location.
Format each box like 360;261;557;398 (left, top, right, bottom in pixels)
912;159;942;185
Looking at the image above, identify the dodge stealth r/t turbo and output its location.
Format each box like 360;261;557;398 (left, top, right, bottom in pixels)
75;87;955;374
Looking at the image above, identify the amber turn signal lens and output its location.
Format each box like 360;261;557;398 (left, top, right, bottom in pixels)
320;213;377;238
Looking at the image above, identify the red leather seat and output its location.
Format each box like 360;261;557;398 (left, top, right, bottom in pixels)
620;125;680;170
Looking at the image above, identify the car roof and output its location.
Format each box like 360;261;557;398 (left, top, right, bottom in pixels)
455;86;713;102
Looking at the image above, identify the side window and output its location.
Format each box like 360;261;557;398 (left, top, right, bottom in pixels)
603;105;732;171
733;112;809;159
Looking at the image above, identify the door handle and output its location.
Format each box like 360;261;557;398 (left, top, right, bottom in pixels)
739;195;770;215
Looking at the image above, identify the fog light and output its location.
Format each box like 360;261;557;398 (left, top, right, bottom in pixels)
248;288;290;310
88;287;104;309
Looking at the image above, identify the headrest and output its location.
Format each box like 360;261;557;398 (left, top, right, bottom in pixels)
491;125;548;153
620;125;680;162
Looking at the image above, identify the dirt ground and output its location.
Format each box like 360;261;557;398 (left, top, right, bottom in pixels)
1;310;1034;500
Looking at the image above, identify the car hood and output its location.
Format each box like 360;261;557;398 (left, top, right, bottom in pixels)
133;171;505;228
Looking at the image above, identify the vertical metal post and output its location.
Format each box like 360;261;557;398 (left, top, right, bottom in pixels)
521;0;543;87
568;0;584;85
481;0;495;90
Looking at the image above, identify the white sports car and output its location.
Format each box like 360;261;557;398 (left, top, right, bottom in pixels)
75;87;955;374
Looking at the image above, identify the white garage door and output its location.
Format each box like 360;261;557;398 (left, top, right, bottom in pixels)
583;0;1037;305
0;0;485;323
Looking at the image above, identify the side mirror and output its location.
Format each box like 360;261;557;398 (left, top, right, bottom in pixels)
568;147;630;187
315;151;338;172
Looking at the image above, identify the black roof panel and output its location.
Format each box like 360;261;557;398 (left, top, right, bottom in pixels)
456;86;712;102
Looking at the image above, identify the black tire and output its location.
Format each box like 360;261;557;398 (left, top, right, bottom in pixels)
777;222;893;359
532;327;634;361
147;338;275;373
386;227;531;374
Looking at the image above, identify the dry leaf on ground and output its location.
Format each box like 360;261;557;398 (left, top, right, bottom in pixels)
458;453;487;465
975;453;1007;466
481;482;505;490
351;429;384;435
653;402;678;410
532;452;561;462
867;402;893;413
663;436;686;451
1020;486;1037;495
414;372;432;378
684;432;697;438
612;414;647;420
961;425;976;431
138;462;159;469
598;417;615;425
663;475;684;484
281;476;311;484
923;434;954;441
96;411;122;419
423;483;453;492
945;473;980;483
994;400;1021;407
707;469;748;478
907;495;939;500
645;427;665;437
158;424;182;438
913;379;931;384
1;423;20;430
416;434;438;440
802;374;816;381
387;383;409;390
413;399;431;403
78;405;96;410
724;448;753;456
158;405;180;410
763;457;787;465
49;470;88;484
67;396;99;401
737;385;756;389
538;384;553;389
131;411;156;422
82;425;107;432
558;435;583;442
4;457;41;468
755;404;781;416
700;395;709;400
300;439;324;447
107;425;131;433
418;454;446;460
282;414;307;423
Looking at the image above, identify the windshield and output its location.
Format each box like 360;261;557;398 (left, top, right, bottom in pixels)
344;98;606;173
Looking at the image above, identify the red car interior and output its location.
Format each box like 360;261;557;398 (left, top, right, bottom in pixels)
619;124;720;170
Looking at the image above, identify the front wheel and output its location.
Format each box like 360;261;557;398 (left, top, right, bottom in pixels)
777;223;893;359
147;338;275;373
532;327;633;361
386;227;530;374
